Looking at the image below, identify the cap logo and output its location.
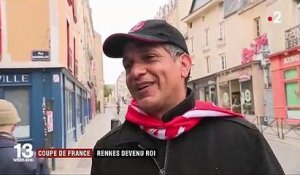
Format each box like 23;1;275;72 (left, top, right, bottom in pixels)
129;21;145;33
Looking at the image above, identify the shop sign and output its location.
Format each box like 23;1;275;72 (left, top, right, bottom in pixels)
219;81;229;86
0;74;31;85
208;80;216;85
283;54;300;65
239;74;251;82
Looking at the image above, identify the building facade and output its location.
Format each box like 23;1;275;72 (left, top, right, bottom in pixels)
94;32;105;113
0;0;104;149
180;0;283;118
156;0;298;120
269;0;300;122
115;71;131;105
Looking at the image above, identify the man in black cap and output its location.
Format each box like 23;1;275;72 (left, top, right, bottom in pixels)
91;19;283;175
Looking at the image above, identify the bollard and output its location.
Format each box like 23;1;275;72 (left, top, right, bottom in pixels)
111;119;121;130
51;157;56;171
50;147;56;171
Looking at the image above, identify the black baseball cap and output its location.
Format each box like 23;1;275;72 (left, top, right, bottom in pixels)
103;19;189;58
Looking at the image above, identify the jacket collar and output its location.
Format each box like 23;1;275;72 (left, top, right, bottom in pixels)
114;88;195;147
162;87;195;122
0;132;16;148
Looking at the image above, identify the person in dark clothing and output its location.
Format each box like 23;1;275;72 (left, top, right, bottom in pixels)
0;99;49;175
116;101;121;115
91;19;284;175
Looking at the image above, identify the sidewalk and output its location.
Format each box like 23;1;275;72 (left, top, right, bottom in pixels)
245;116;300;147
264;132;300;148
51;110;115;174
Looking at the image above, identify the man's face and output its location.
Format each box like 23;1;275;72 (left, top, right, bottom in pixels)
122;42;190;116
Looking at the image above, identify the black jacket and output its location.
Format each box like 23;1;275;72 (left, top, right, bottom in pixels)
0;132;49;175
91;90;284;175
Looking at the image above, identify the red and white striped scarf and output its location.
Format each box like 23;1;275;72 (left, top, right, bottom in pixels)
125;99;243;140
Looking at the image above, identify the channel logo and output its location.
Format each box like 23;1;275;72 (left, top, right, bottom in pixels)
13;143;34;162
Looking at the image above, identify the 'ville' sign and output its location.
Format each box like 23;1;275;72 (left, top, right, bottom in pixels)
0;74;31;84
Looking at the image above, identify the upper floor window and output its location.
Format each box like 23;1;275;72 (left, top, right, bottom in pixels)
296;0;300;24
74;38;78;77
254;17;261;37
219;21;225;41
67;0;77;23
188;36;194;53
72;0;77;23
67;20;72;72
205;56;211;73
205;28;209;46
220;53;227;70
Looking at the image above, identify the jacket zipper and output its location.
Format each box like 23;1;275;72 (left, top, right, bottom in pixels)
161;141;170;175
138;144;165;175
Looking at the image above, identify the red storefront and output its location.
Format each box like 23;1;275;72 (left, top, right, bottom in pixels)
269;46;300;123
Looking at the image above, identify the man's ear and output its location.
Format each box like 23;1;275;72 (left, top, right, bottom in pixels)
179;54;192;79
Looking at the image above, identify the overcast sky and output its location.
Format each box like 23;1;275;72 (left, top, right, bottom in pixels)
89;0;169;84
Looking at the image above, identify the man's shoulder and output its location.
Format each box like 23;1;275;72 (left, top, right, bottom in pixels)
195;116;263;146
94;124;124;149
222;116;257;129
202;116;258;130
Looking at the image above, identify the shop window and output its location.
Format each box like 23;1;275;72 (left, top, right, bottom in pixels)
284;68;300;119
77;94;81;124
204;87;210;102
285;82;300;119
232;92;241;113
65;89;75;131
241;80;255;115
210;86;217;104
4;88;30;138
284;69;297;79
285;82;300;106
219;85;230;109
199;88;205;101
